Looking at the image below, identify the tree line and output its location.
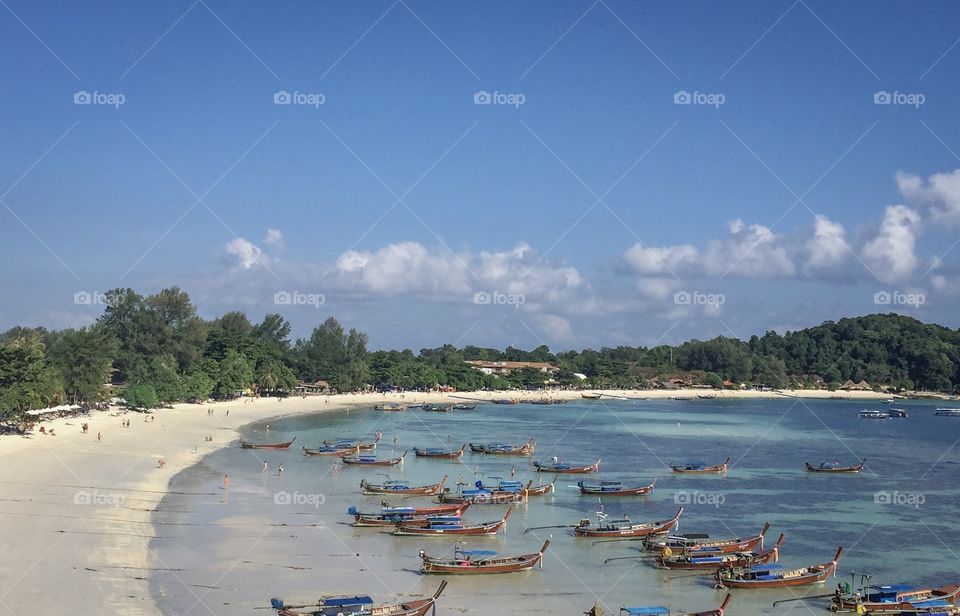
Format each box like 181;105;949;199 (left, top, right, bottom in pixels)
2;287;959;418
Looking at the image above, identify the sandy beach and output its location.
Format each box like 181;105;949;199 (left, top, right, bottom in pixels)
0;387;905;614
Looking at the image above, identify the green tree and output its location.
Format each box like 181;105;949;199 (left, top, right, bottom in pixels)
125;383;160;409
215;350;253;399
46;327;118;404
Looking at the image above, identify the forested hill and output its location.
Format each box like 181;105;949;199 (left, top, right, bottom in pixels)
1;287;958;417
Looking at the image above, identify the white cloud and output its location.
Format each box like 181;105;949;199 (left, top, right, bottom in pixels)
622;244;698;276
265;228;285;250
224;238;266;269
804;214;850;274
536;314;574;342
897;169;960;226
860;205;921;283
334;242;471;295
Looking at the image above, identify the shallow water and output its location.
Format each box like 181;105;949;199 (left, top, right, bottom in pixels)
150;398;960;615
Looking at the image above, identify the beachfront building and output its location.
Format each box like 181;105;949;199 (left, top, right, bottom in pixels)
294;380;332;395
464;360;559;376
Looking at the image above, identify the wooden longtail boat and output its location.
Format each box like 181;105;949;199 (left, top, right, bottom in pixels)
452;403;476;410
582;392;603;400
655;523;771;555
670;458;729;474
348;502;470;527
360;475;447;496
374;402;406;411
935;408;960;417
240;437;296;450
419;540;550;574
341;451;406;466
303;445;358;457
524;477;556;496
614;594;732;616
421;403;454;412
656;534;784;571
270;581;447;616
492;398;519;405
578;479;655;496
534;458;601;474
805;459;866;473
414;445;465;459
833;583;960;612
715;547;843;589
322;433;381;450
469;439;536;455
438;481;527;505
574;508;683;539
393;507;512;536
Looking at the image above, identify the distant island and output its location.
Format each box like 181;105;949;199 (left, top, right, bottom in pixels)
1;286;958;420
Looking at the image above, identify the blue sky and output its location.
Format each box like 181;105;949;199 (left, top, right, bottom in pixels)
3;0;960;350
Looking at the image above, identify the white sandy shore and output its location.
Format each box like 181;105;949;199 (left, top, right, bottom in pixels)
0;387;904;614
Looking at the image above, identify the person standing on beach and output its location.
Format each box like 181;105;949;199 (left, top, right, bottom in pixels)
262;461;269;473
223;474;230;489
97;432;101;441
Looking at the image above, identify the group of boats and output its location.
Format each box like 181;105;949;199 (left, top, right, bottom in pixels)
860;407;960;419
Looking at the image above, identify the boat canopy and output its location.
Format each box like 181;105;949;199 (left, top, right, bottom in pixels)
320;595;373;607
747;563;783;572
622;607;670;615
459;550;497;557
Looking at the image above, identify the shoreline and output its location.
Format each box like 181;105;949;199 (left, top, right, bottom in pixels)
0;387;929;614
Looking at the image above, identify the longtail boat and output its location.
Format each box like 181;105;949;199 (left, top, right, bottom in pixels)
360;475;446;495
341;451;406;466
582;392;603;400
578;479;655;496
833;582;960;612
419;540;550;574
534;458;601;473
670;458;729;474
469;439;536;455
374;402;406;411
322;433;381;450
347;502;470;527
573;508;683;538
935;408;960;417
452;403;476;410
524;477;556;496
650;523;771;555
714;547;843;589
421;403;453;412
303;445;358;457
393;507;512;536
805;459;865;473
269;581;446;616
656;533;784;571
414;445;465;459
438;480;526;505
611;594;732;616
492;398;518;405
240;437;296;450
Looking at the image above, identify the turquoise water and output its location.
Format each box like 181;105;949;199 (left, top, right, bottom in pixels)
150;399;960;615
